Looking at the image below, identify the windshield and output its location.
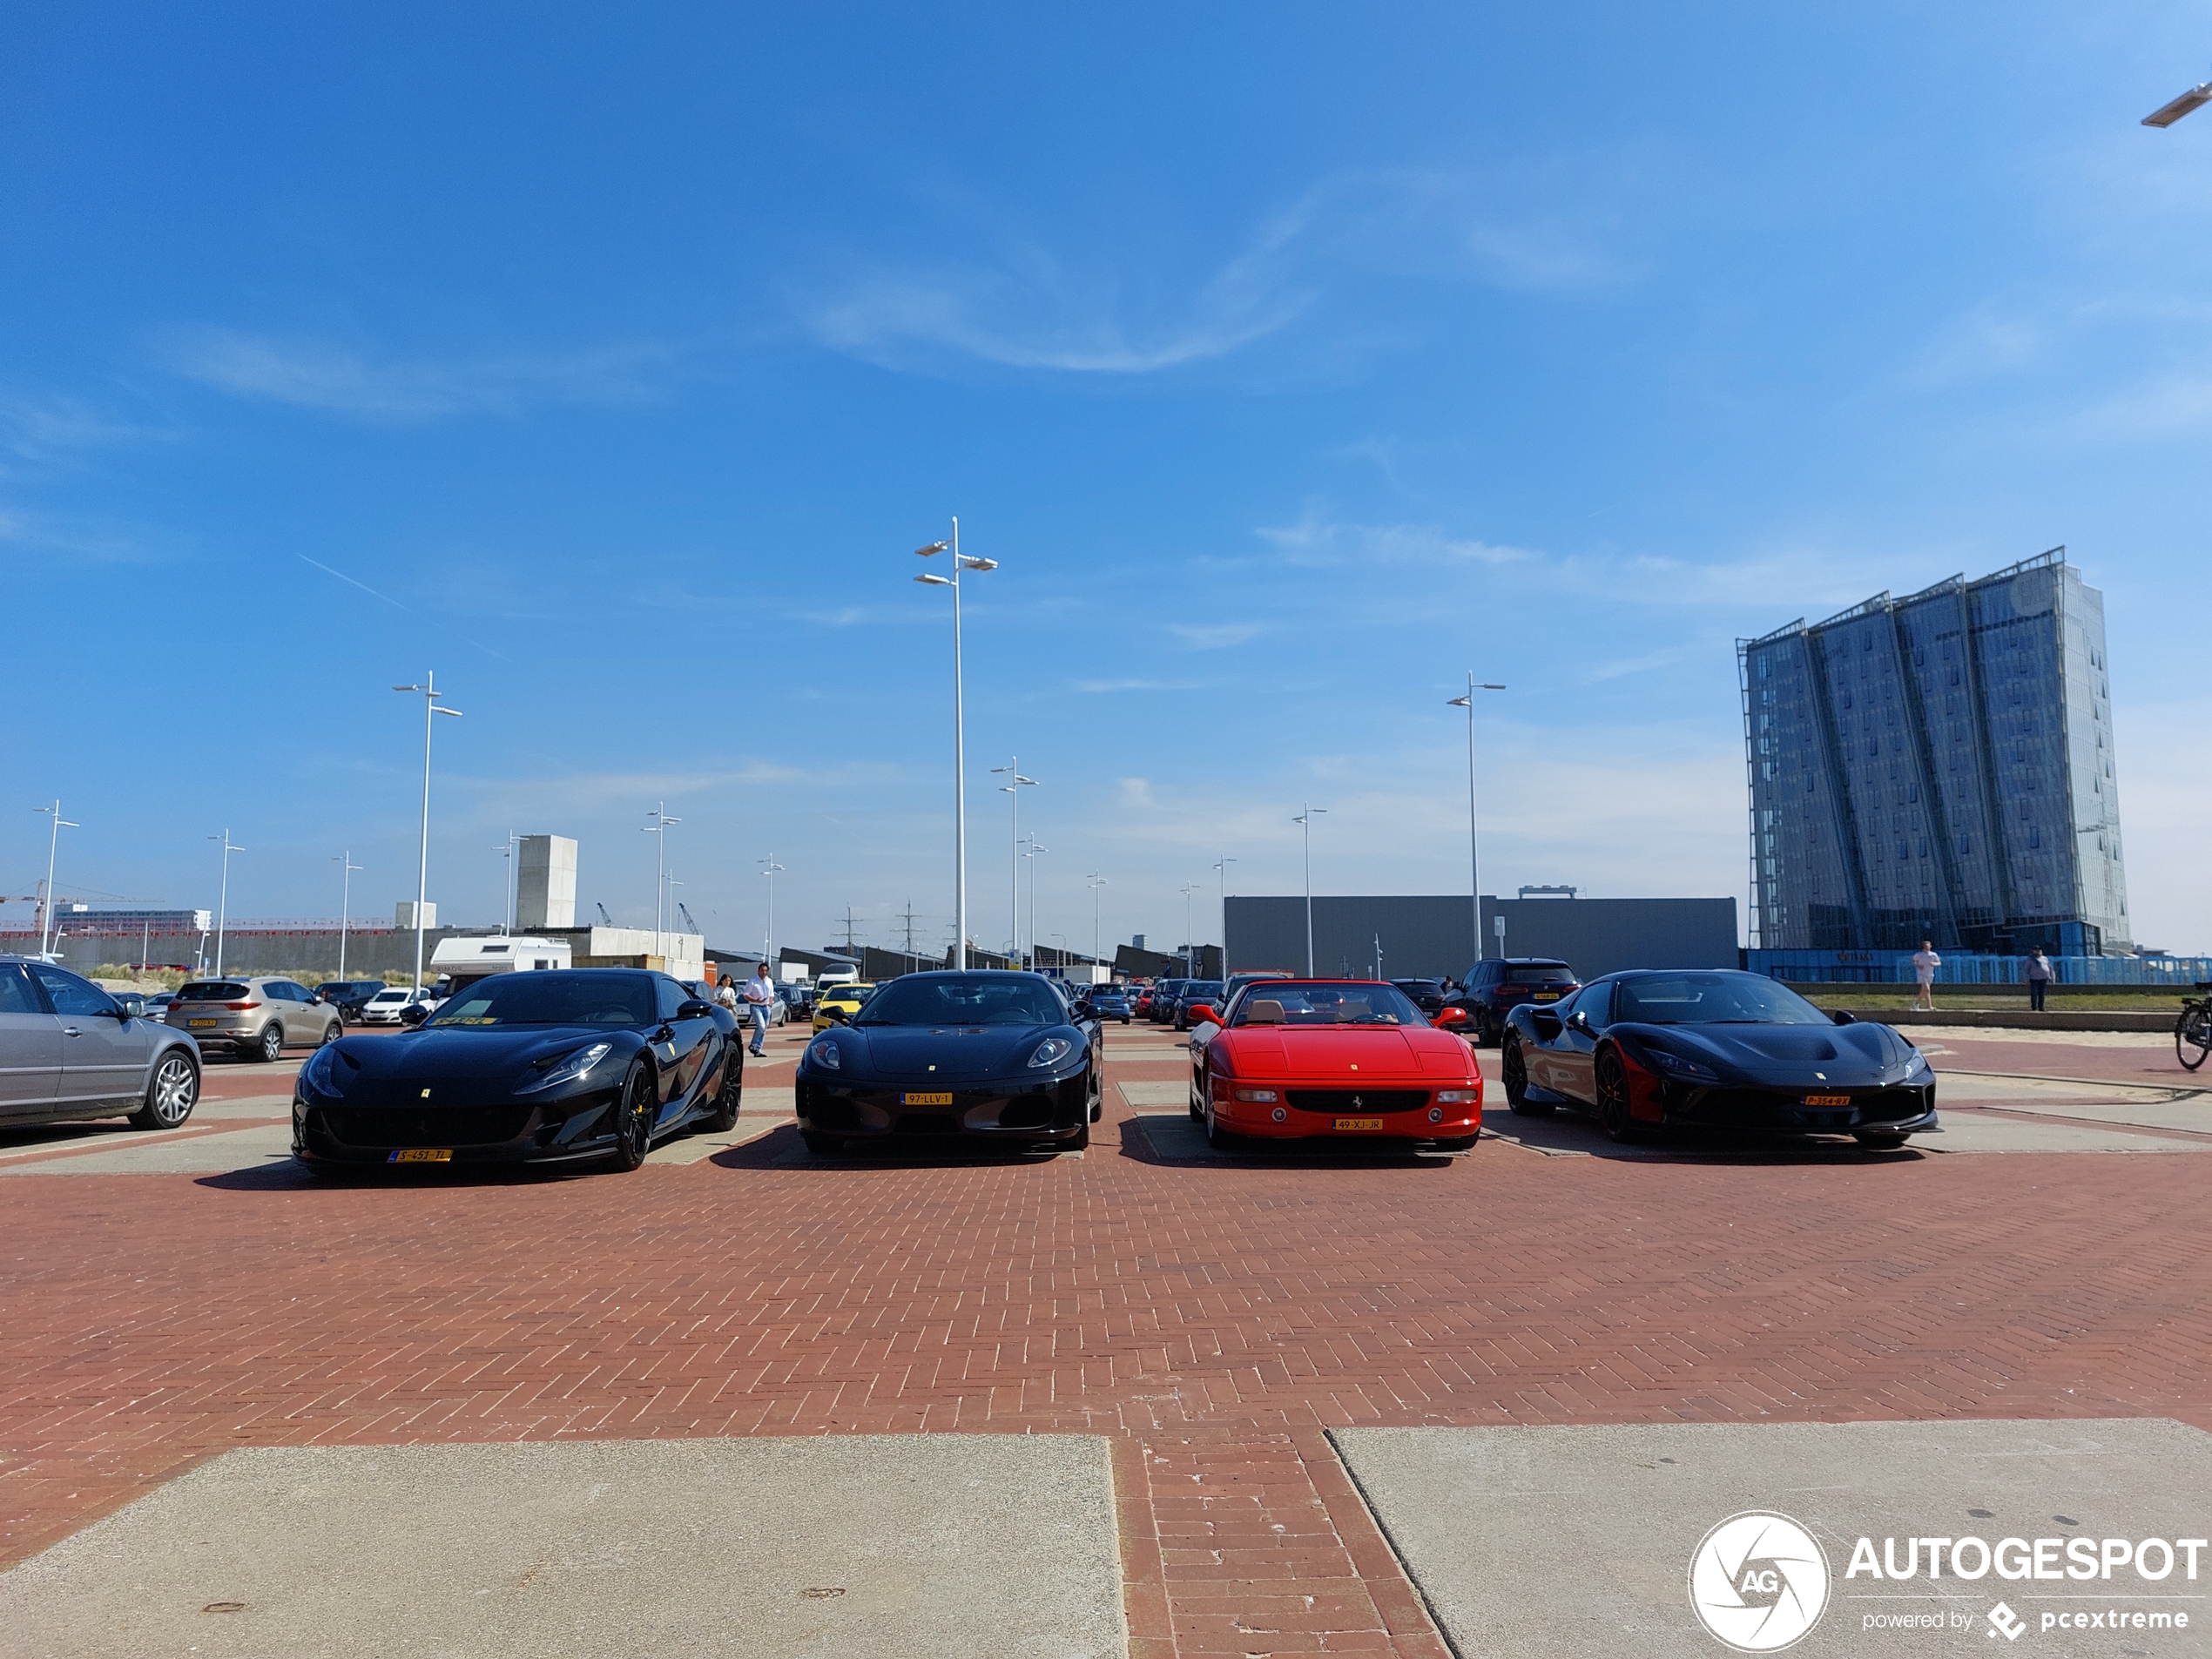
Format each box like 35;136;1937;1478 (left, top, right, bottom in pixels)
178;981;247;1001
824;984;869;1002
425;971;655;1028
1229;981;1427;1028
855;975;1069;1028
1506;963;1576;984
1611;973;1829;1026
1181;981;1224;1001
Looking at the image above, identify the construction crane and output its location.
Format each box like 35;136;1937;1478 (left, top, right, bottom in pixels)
596;901;615;925
677;900;701;934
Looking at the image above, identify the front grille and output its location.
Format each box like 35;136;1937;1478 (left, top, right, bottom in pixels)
1283;1089;1428;1115
809;1097;861;1131
323;1105;535;1147
996;1098;1053;1129
895;1112;960;1136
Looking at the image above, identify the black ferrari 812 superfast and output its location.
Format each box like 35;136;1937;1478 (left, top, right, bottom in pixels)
292;968;742;1174
1501;968;1937;1149
795;971;1101;1156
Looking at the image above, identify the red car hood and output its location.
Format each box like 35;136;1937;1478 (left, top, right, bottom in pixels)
1214;1026;1474;1082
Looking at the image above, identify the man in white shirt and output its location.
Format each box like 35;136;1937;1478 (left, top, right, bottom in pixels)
741;963;776;1056
1911;941;1941;1010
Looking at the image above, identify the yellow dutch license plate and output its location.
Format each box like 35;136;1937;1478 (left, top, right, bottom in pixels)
387;1149;452;1163
1333;1117;1384;1130
187;1017;218;1028
1803;1095;1851;1107
902;1091;954;1106
1532;992;1560;1001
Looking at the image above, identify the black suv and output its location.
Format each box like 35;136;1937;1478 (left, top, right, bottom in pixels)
1392;978;1450;1015
319;979;389;1022
1446;958;1581;1046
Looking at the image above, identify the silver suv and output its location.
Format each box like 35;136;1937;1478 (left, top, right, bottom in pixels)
169;975;342;1062
0;956;202;1130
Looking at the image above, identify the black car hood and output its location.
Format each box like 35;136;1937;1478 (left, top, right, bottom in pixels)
826;1023;1071;1082
1618;1020;1916;1086
321;1026;637;1103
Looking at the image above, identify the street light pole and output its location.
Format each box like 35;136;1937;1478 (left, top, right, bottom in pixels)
1212;853;1237;976
334;851;362;979
208;830;244;975
1292;803;1326;975
394;673;462;990
991;757;1037;964
1088;873;1108;968
1446;676;1507;964
914;521;999;970
643;803;681;965
1022;838;1047;968
33;801;78;959
758;853;785;968
1180;882;1199;977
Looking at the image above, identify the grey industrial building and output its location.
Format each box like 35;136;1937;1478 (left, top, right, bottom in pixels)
1738;550;2129;957
1224;894;1738;984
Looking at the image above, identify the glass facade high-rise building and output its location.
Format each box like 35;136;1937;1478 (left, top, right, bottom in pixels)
1738;549;2129;955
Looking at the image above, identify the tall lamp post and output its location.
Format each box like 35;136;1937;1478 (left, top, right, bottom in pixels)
1087;873;1108;968
493;834;518;935
990;757;1038;964
1446;675;1507;964
208;829;244;975
394;673;462;989
1292;804;1326;974
334;851;362;979
1212;853;1237;976
1179;882;1199;976
642;802;681;964
1022;838;1047;968
758;853;785;968
33;801;78;959
2143;78;2212;125
913;521;999;969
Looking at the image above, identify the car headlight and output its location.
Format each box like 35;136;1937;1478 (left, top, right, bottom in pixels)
300;1043;343;1095
516;1041;612;1096
1435;1089;1480;1103
1642;1047;1719;1083
807;1037;841;1069
1028;1035;1076;1069
1904;1048;1933;1078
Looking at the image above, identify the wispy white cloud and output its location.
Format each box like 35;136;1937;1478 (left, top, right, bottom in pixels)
1071;677;1206;693
1257;513;1534;570
1169;621;1263;649
0;509;161;563
164;330;690;421
0;390;161;461
798;158;1644;376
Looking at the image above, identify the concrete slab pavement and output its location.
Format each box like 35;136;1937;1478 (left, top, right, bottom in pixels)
0;1435;1128;1659
1331;1419;2212;1659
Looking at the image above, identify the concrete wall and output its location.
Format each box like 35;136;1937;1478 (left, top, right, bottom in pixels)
3;927;474;980
516;835;577;930
1224;896;1740;982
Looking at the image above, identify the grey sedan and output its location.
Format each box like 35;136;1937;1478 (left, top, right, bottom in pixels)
0;957;201;1131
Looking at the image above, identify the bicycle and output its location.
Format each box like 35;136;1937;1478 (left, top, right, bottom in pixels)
2177;983;2212;1072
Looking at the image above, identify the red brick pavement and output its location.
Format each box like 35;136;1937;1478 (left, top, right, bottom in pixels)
1;1041;2208;1656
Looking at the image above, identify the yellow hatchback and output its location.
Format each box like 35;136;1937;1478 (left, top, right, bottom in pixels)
812;982;875;1032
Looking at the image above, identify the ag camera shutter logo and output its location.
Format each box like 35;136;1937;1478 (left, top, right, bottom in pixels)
1688;1511;1831;1652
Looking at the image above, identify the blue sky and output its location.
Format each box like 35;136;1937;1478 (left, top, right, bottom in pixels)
4;3;2209;959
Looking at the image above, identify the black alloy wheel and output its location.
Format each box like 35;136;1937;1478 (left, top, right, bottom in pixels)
605;1062;656;1172
318;1021;341;1048
1502;1036;1550;1116
255;1022;285;1063
131;1051;199;1130
704;1046;742;1132
1594;1047;1646;1143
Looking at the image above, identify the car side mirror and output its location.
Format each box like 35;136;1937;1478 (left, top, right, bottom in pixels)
399;1003;429;1027
676;999;716;1021
1186;1003;1218;1025
115;995;145;1019
1567;1010;1591;1033
1830;1008;1857;1025
1432;1006;1467;1029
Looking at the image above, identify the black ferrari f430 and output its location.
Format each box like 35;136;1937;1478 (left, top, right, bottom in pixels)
1501;968;1937;1149
795;971;1102;1156
292;968;743;1174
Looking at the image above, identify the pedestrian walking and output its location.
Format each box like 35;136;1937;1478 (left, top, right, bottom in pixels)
1911;940;1941;1010
714;973;738;1016
2025;947;2054;1014
742;961;775;1056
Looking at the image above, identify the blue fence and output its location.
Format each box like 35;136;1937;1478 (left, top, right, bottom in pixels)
1744;949;2212;987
